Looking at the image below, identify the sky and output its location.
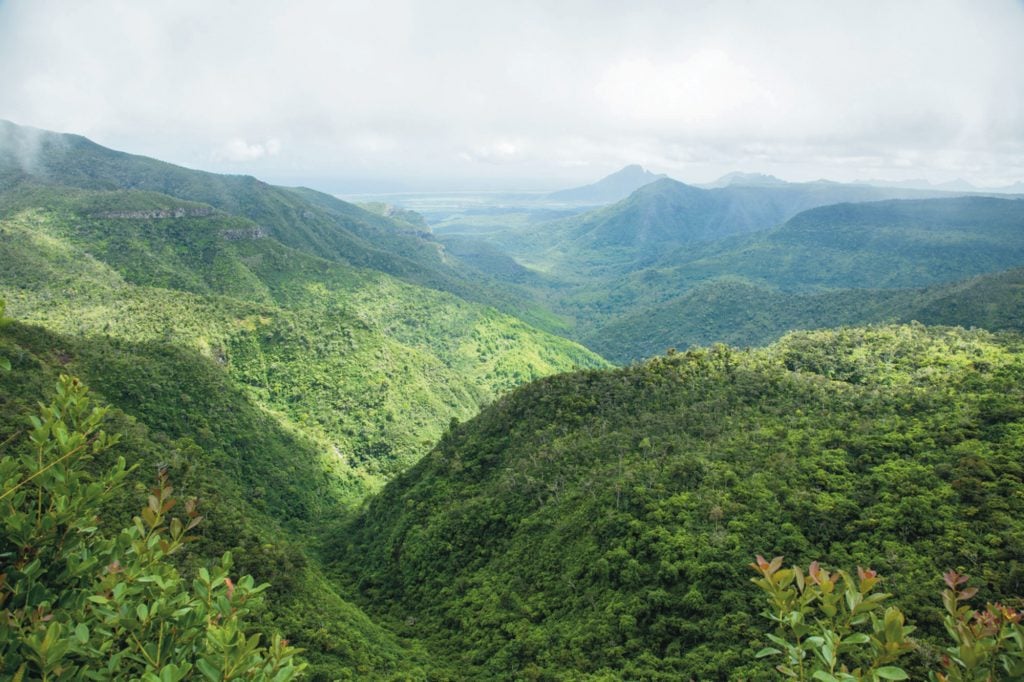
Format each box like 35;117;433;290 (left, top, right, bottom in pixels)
2;0;1023;192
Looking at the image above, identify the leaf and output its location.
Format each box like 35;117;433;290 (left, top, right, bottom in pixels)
75;623;89;644
844;633;870;645
195;658;221;681
756;647;783;658
874;666;909;680
812;671;840;682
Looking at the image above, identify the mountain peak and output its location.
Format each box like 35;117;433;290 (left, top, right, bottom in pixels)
705;171;788;188
547;164;667;204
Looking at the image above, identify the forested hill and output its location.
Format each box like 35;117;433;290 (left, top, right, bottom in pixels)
532;176;961;275
587;265;1024;363
0;128;606;677
564;195;1024;360
0;119;564;332
333;325;1024;679
0;183;605;492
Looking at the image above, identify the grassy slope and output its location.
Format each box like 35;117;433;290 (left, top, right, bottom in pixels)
334;325;1024;679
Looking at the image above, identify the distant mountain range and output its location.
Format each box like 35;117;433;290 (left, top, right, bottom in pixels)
535;176;963;274
856;177;1024;194
700;171;790;188
546;164;666;204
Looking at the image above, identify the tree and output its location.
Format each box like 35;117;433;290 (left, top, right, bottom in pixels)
0;374;306;680
750;557;1024;681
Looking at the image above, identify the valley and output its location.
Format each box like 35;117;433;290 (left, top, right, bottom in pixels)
2;123;1024;680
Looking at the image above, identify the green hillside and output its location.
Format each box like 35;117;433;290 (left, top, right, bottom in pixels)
0;120;565;333
515;178;958;277
0;184;605;490
559;196;1024;357
0;140;604;678
587;267;1024;363
0;319;441;679
334;325;1024;679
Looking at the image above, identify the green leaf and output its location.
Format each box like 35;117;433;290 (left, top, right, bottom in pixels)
812;671;840;682
844;633;870;644
75;623;89;644
195;658;220;681
756;647;783;658
874;666;909;680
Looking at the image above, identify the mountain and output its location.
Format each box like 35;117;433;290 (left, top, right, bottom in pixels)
586;266;1024;362
572;195;1024;359
995;180;1024;194
702;171;789;188
333;325;1024;679
529;177;967;279
0;119;563;333
858;177;1024;195
546;164;666;205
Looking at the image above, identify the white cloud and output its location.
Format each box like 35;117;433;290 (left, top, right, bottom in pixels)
215;137;282;163
596;50;782;132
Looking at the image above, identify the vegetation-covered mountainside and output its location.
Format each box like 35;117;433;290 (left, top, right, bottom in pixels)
0;119;564;332
0;185;604;491
0;317;439;679
5;121;1024;679
574;196;1024;360
334;325;1024;679
0;125;606;678
521;177;958;275
588;266;1024;362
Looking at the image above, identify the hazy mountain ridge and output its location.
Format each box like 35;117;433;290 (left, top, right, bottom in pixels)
546;164;667;205
0;120;568;334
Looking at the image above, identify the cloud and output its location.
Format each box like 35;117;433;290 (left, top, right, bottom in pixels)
1;0;1022;189
460;139;525;164
215;137;282;163
596;50;782;132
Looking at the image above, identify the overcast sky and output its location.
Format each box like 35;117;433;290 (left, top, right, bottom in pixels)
2;0;1023;192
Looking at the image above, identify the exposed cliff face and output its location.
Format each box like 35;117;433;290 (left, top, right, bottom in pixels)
221;226;269;240
90;207;217;220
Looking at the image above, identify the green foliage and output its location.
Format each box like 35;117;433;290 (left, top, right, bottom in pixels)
334;326;1024;679
750;556;913;680
0;120;566;334
0;130;603;677
0;299;9;373
585;267;1024;363
0;375;305;680
751;561;1024;681
934;570;1024;681
0;186;605;493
